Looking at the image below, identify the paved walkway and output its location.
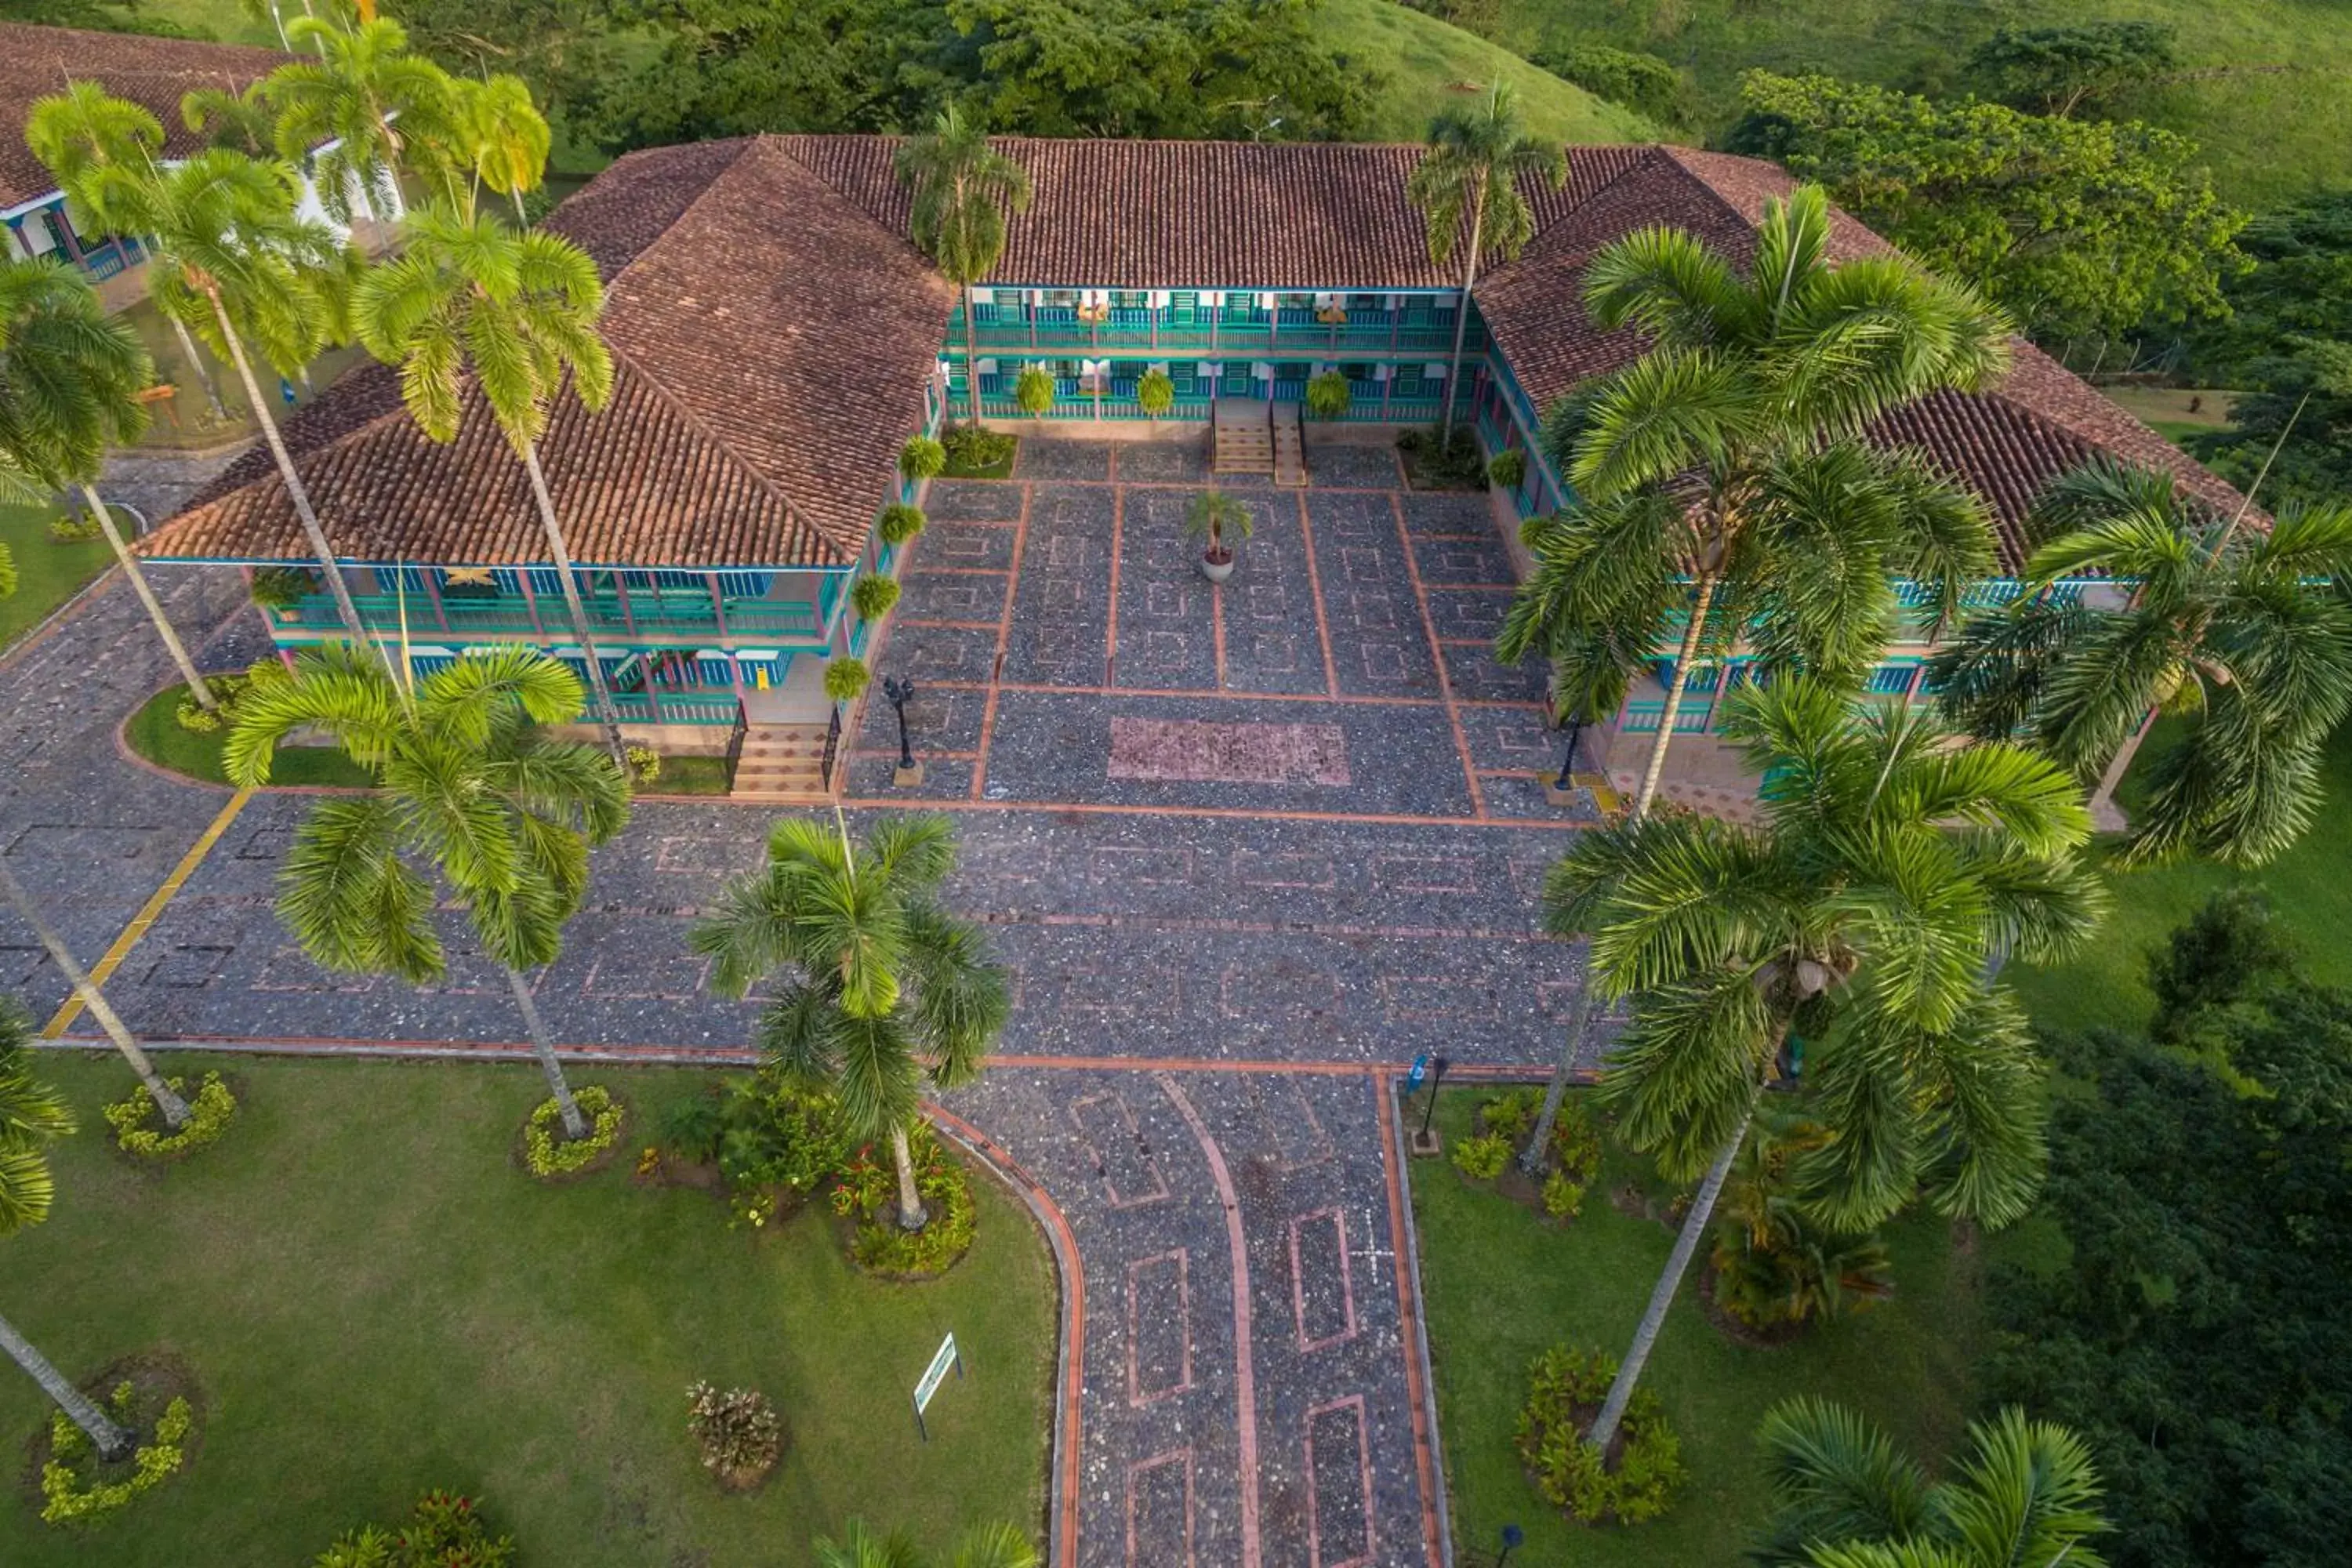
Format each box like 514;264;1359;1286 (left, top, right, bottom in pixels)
0;437;1603;1568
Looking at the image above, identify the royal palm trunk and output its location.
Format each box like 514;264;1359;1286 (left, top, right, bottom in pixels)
518;441;629;771
891;1123;929;1231
0;1306;134;1461
80;483;215;710
505;967;586;1141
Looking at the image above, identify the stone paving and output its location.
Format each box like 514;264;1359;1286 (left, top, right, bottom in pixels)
0;437;1608;1568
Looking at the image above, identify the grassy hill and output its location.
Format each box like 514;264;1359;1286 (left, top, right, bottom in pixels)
1329;0;1656;143
1472;0;2349;209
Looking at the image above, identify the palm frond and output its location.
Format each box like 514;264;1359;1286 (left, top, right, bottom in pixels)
1751;1396;1935;1566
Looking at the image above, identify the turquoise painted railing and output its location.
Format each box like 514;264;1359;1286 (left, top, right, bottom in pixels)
607;692;739;726
281;593;823;641
967;323;1473;355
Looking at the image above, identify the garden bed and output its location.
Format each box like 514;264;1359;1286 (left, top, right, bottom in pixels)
122;683;372;789
0;1057;1057;1566
1409;1085;1983;1566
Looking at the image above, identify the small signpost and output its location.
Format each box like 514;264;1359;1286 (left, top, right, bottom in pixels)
911;1330;965;1442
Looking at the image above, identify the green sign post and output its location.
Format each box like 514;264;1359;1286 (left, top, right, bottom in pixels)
912;1330;965;1442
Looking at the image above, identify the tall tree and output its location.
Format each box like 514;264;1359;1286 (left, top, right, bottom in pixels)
1548;675;2103;1452
452;74;551;226
180;80;277;155
352;203;629;766
693;815;1008;1232
30;98;376;651
24;80;228;423
0;257;217;712
896;107;1032;426
1404;82;1566;441
1927;461;2352;866
1529;183;2009;820
224;645;630;1139
266;14;460;220
1729;71;2245;341
1750;1398;2109;1567
0;1006;139;1461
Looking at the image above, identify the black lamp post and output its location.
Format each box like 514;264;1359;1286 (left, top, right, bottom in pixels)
1417;1054;1450;1142
1497;1523;1525;1566
1554;709;1586;791
883;675;920;786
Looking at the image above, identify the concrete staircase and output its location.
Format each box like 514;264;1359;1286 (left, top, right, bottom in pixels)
1212;399;1272;477
729;722;835;803
1272;402;1305;488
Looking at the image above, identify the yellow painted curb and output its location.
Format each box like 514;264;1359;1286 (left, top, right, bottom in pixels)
44;786;255;1038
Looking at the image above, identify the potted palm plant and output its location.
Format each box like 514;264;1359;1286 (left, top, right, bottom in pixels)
1185;490;1253;583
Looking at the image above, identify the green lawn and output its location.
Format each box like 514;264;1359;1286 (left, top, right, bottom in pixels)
0;504;118;653
1479;0;2351;208
122;682;376;789
1331;0;1654;144
0;1056;1056;1566
654;756;735;795
2005;719;2352;1035
1412;1087;1980;1566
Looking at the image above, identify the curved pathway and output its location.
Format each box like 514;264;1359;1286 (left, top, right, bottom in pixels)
0;441;1611;1566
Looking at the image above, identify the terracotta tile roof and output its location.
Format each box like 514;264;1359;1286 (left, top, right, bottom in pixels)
144;132;2249;578
1474;145;2256;570
0;23;288;209
146;136;954;569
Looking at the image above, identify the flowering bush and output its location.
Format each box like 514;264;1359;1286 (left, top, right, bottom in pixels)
686;1381;785;1484
832;1127;978;1275
39;1383;193;1524
521;1085;626;1178
1517;1344;1686;1525
103;1073;236;1159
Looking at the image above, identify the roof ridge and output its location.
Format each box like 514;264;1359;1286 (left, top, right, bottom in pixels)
760;133;956;275
594;136;762;291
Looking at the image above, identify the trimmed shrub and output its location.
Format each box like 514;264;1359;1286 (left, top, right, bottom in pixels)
851;575;902;621
522;1084;626;1178
625;744;662;786
247;565;316;612
943;425;1015;472
823;657;871;705
879;503;927;546
1517;1344;1686;1525
1479;1087;1541;1142
686;1382;785;1485
1450;1131;1510;1181
1305;369;1352;419
898;435;947;481
103;1073;235;1159
48;511;103;543
39;1383;194;1524
1136;367;1175;419
1014;365;1054;419
1542;1170;1586;1221
1396;423;1486;488
833;1126;978;1275
1487;448;1528;490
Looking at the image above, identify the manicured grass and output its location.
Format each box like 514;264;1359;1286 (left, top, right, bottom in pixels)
2006;719;2352;1035
1411;1087;1980;1566
122;682;376;789
0;1056;1057;1565
654;756;735;795
0;503;117;652
1482;0;2350;208
1330;0;1655;145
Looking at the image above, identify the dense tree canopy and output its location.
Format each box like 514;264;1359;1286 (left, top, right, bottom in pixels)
1965;21;2179;118
1728;71;2245;341
545;0;1374;154
1987;912;2352;1568
2184;193;2352;510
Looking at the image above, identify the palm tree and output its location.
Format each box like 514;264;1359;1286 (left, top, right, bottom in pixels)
31;100;376;650
693;815;1008;1232
352;203;630;767
266;15;459;221
814;1518;1036;1568
1404;82;1566;442
24;81;228;423
1929;460;2352;867
1751;1398;2107;1567
0;1007;138;1461
1531;184;2012;819
181;80;276;155
223;644;630;1140
0;257;218;712
451;74;550;226
896;107;1033;426
1551;674;2103;1453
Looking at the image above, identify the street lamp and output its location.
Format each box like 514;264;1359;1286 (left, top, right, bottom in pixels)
1546;708;1585;806
1497;1523;1525;1566
882;675;921;787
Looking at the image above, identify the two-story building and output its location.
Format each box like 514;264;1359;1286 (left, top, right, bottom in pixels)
132;132;2250;801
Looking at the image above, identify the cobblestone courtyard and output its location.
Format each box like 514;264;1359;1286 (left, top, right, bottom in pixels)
0;440;1596;1567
